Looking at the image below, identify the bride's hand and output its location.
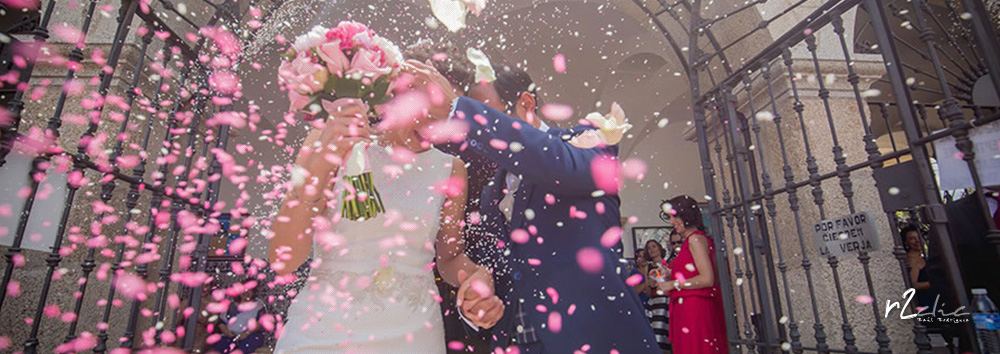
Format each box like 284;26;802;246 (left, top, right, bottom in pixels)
295;98;372;179
456;268;504;328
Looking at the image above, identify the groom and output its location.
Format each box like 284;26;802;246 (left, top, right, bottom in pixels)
406;60;659;353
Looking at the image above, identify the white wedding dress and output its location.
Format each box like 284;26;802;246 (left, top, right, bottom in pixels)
274;145;453;354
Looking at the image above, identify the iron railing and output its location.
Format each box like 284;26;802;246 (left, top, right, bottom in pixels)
633;0;1000;352
0;0;285;352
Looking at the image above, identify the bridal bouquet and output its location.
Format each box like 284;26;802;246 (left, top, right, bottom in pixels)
278;21;404;221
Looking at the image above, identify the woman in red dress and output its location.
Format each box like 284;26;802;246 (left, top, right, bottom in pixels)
658;195;729;354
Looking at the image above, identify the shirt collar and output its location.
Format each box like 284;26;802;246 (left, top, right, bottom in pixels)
538;120;550;132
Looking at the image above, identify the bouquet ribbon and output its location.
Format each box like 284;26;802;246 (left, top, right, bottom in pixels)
341;141;385;221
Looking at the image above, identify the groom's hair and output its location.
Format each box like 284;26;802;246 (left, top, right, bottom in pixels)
492;63;542;112
404;40;475;93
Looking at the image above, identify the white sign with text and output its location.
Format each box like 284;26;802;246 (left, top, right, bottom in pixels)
812;211;880;257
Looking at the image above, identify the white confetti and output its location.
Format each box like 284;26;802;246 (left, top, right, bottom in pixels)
861;89;882;98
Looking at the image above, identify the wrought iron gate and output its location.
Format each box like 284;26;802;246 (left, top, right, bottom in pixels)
635;0;1000;352
0;0;283;352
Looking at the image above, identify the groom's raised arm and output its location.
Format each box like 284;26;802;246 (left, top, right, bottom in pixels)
435;97;617;196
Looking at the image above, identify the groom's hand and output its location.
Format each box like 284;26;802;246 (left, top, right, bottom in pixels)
464;295;504;329
456;269;504;329
401;60;459;122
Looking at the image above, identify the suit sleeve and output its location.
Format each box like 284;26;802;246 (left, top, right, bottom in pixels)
434;97;617;196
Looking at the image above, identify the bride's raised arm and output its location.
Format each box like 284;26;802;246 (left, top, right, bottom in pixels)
269;101;371;275
434;157;491;288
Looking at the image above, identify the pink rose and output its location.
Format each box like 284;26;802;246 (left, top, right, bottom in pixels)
352;32;375;51
287;90;311;112
316;40;350;75
326;21;371;49
278;55;328;95
348;47;392;81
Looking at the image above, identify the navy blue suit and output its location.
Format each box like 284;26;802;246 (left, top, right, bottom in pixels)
437;97;659;353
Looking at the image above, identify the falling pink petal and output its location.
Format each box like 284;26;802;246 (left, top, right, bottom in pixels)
52;24;85;44
116;155;141;169
855;295;874;304
7;280;20;297
545;194;556;205
541;104;574;121
207;111;248;129
228;237;248;254
0;0;39;9
621;158;647;181
528;258;542;266
489;139;508;150
56;334;96;353
591;154;621;194
420;119;469;144
548;311;562;333
379;90;429;130
61;312;77;323
44;304;60;318
471;279;492;298
600;226;622;248
546;287;559;304
115;272;148;300
448;341;465;350
553;54;567;73
511;229;530;244
209;70;241;95
626;274;644;286
136;347;186;354
576;247;603;274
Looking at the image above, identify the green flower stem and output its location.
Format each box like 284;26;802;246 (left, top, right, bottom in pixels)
340;172;385;220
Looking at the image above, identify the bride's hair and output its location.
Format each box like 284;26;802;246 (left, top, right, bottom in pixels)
403;39;476;93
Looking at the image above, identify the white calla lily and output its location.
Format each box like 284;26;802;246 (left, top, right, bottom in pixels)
583;102;632;146
466;47;496;84
428;0;468;32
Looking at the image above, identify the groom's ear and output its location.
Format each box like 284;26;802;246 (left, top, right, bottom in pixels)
517;92;536;112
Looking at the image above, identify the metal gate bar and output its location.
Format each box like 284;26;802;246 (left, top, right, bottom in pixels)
0;0;278;351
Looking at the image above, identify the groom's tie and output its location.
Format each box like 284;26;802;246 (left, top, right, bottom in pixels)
499;173;520;223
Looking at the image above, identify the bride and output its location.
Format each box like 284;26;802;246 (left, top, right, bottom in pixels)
267;97;501;353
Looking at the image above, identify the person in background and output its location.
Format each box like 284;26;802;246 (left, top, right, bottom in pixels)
660;195;728;354
645;239;671;352
632;248;653;308
901;224;935;307
214;282;268;354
